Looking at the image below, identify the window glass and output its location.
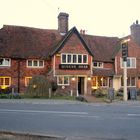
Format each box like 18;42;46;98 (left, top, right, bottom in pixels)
64;77;69;84
58;77;63;85
131;77;135;86
127;77;131;86
67;55;71;63
33;60;38;66
0;78;4;85
73;55;77;63
83;55;87;63
39;61;43;67
5;78;10;86
78;55;82;63
62;54;66;63
92;77;96;86
28;60;32;66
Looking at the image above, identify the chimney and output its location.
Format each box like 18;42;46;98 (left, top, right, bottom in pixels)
58;12;69;35
130;20;140;46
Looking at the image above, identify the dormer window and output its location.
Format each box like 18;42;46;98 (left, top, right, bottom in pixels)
93;62;103;68
0;58;11;67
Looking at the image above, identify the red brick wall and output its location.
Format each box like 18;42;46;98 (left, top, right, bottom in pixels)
116;42;140;76
55;33;92;76
0;59;51;93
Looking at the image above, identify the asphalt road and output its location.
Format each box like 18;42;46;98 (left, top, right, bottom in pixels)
0;99;140;140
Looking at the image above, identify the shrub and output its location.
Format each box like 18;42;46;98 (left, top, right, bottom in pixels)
25;75;51;97
92;88;108;97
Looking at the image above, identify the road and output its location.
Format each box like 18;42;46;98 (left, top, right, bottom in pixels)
0;99;140;140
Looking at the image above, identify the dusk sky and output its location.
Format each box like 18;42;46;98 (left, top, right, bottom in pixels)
0;0;140;37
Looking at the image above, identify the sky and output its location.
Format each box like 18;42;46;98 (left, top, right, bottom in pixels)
0;0;140;37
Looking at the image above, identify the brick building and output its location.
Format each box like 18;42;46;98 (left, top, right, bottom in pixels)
0;12;140;95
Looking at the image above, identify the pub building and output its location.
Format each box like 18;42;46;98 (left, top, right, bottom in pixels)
0;12;140;96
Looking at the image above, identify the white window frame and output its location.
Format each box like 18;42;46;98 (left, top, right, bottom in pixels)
0;58;11;67
121;77;136;87
57;76;69;86
27;60;44;68
93;62;103;68
61;53;88;64
120;57;136;69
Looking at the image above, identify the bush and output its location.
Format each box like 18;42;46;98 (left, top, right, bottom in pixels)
92;88;108;97
25;75;51;97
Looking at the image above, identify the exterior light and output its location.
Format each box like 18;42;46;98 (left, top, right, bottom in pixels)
33;84;37;89
87;77;91;81
71;76;75;81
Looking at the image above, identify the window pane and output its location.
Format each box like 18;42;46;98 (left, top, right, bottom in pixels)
78;55;82;63
25;77;32;86
93;62;97;67
99;62;103;67
0;58;3;65
0;78;4;85
64;77;69;84
62;54;66;63
58;77;63;85
39;61;43;67
5;59;10;66
127;77;130;86
131;77;135;86
67;55;71;63
28;60;32;66
73;55;77;63
103;77;107;86
5;78;10;86
92;77;96;86
131;59;135;67
83;55;87;63
33;60;38;66
127;59;130;67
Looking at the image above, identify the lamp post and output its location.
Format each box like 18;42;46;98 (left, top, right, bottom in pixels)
121;39;130;101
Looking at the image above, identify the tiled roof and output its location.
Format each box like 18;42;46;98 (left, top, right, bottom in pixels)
93;68;114;76
82;34;120;62
0;25;129;62
0;25;62;59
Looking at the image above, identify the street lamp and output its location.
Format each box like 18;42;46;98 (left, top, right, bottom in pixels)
121;39;130;101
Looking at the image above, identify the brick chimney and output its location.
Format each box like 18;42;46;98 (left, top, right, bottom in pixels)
58;12;69;35
130;20;140;46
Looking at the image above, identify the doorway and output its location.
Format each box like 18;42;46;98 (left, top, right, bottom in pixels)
78;77;85;95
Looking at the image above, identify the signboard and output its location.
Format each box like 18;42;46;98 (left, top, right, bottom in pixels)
59;64;90;70
122;42;128;61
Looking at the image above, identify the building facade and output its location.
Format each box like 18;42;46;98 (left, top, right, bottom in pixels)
0;13;140;95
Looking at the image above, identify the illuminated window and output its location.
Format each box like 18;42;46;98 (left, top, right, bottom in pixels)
27;60;44;68
0;77;11;88
25;77;32;86
57;76;69;85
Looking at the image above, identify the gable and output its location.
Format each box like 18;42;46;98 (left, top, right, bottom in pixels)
51;27;94;56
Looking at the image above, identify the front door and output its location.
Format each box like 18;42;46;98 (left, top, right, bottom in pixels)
78;77;84;95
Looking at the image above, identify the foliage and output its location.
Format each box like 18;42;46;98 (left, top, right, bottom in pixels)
92;88;108;97
25;75;51;97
